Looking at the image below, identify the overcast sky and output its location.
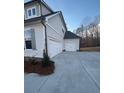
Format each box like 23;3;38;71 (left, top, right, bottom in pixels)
24;0;100;31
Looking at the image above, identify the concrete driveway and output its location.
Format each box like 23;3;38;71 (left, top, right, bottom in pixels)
25;52;100;93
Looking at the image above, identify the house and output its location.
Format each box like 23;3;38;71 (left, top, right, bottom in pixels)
24;0;80;58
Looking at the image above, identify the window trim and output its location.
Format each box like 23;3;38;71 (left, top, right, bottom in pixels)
24;28;36;50
27;6;37;19
24;29;33;50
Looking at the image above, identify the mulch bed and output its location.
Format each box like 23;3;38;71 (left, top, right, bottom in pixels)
24;60;55;75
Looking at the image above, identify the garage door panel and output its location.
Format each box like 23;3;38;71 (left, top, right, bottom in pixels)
48;40;63;58
65;43;76;51
64;40;79;51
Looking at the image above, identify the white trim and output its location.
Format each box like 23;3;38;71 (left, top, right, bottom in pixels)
38;5;41;16
24;28;35;50
45;12;60;21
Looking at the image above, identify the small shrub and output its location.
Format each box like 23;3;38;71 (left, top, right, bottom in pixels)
63;49;66;52
24;51;55;75
42;51;51;67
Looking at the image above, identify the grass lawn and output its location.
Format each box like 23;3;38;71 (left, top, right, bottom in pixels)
80;47;100;51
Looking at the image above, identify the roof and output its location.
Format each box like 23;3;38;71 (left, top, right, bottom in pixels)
42;11;59;17
58;11;68;32
64;31;80;39
24;16;42;23
24;11;68;31
24;0;39;5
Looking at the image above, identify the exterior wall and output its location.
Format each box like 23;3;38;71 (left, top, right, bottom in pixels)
24;3;41;20
64;39;80;51
46;14;66;57
47;14;66;36
41;5;51;15
24;3;67;58
24;23;45;58
46;25;64;57
24;3;52;20
47;39;63;57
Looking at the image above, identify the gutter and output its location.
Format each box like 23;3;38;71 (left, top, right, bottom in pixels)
37;0;48;55
41;17;48;55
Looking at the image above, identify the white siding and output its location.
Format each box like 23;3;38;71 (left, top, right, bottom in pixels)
24;23;45;58
46;14;66;57
64;39;79;51
48;40;63;57
41;5;51;15
24;3;52;19
24;13;66;58
24;3;41;20
47;14;66;36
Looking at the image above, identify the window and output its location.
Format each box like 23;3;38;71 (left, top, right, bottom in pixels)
28;9;31;16
25;40;32;49
32;8;36;15
24;29;36;50
27;7;36;18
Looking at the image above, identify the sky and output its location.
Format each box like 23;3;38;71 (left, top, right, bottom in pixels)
24;0;100;31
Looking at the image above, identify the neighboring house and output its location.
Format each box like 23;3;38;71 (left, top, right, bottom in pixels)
24;0;80;58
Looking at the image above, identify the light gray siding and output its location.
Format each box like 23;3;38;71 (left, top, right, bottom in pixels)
47;14;66;38
46;14;66;57
24;23;45;58
24;3;52;20
64;39;80;51
24;3;41;19
41;5;51;15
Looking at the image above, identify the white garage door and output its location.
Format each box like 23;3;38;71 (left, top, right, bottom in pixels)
64;39;79;51
48;40;63;58
65;42;76;51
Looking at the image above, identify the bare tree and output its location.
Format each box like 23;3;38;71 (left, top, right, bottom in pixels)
76;15;100;48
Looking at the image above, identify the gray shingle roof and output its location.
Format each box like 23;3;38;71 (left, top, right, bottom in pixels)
64;31;80;39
